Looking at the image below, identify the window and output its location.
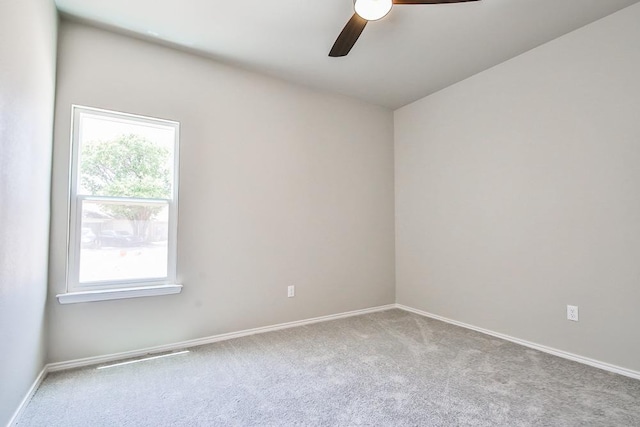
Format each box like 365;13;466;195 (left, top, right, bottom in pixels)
59;106;181;303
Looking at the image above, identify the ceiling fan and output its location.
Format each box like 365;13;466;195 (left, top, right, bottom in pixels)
329;0;481;57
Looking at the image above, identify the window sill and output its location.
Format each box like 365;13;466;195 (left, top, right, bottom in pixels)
57;284;182;304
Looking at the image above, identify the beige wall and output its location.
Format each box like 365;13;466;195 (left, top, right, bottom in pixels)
48;21;396;363
395;3;640;372
0;0;57;424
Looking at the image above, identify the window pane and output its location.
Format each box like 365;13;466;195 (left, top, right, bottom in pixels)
79;199;169;283
77;113;175;199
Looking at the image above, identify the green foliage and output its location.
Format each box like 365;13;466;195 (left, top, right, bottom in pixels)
80;134;171;199
80;134;172;236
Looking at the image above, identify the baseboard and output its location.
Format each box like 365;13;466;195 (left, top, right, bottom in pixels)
396;303;640;381
6;365;48;427
47;304;396;372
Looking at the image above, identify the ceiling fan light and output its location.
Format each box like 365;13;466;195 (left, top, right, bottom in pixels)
354;0;393;21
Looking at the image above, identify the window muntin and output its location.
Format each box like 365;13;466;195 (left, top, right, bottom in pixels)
68;106;179;291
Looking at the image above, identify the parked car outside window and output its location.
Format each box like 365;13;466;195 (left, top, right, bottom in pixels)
98;230;144;247
81;227;97;248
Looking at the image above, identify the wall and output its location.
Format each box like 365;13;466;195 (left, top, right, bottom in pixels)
395;3;640;372
0;0;57;424
48;21;395;363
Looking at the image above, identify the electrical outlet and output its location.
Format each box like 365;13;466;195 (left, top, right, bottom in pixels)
287;285;295;298
567;305;579;322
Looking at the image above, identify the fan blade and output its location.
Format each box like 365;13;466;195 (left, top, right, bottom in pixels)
329;13;368;57
392;0;480;4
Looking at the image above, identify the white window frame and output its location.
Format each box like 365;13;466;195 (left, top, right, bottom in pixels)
58;105;181;304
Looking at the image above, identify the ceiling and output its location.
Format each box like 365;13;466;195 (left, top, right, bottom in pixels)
54;0;640;109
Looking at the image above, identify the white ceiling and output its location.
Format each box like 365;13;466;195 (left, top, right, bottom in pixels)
54;0;640;109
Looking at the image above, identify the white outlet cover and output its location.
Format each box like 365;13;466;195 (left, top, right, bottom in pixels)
567;305;579;322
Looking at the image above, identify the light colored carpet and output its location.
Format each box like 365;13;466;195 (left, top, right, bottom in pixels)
17;309;640;426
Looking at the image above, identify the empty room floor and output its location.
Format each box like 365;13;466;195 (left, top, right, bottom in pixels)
17;310;640;426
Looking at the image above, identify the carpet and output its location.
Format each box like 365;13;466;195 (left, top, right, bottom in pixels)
17;309;640;426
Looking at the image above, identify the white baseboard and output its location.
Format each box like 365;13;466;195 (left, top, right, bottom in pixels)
396;303;640;381
47;304;396;372
7;366;48;427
